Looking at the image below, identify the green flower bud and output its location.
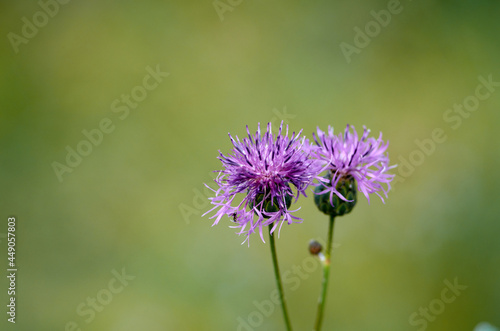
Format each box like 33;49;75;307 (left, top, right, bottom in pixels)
250;191;292;218
314;175;357;217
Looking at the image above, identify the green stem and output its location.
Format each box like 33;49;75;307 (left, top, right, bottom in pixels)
269;225;293;331
314;215;336;331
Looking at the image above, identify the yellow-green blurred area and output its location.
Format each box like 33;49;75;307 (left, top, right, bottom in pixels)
0;0;499;330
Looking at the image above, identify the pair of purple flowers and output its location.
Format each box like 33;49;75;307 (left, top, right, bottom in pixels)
204;122;395;244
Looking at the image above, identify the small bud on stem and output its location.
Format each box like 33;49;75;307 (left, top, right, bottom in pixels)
309;240;323;255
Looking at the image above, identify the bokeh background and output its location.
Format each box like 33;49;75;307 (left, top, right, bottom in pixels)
0;1;499;330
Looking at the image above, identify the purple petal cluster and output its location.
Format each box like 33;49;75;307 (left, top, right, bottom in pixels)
204;122;321;244
312;124;395;203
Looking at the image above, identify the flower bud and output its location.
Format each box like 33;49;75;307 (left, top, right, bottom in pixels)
250;191;293;218
309;240;322;255
314;175;357;217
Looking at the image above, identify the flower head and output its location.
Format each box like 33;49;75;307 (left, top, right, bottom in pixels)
204;122;321;244
311;124;395;210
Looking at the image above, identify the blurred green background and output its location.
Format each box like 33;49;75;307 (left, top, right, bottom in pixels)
0;0;499;330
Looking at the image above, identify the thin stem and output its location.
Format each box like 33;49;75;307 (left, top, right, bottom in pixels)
269;225;293;331
314;215;336;331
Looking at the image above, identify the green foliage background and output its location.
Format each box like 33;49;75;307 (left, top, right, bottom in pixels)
0;1;499;330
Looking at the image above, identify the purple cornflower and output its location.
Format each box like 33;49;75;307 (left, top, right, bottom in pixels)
204;122;321;244
312;124;395;204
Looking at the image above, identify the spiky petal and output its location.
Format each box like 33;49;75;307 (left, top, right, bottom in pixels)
311;124;395;205
204;122;321;245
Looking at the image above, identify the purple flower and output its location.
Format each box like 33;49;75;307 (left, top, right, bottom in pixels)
312;124;395;204
204;122;321;244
